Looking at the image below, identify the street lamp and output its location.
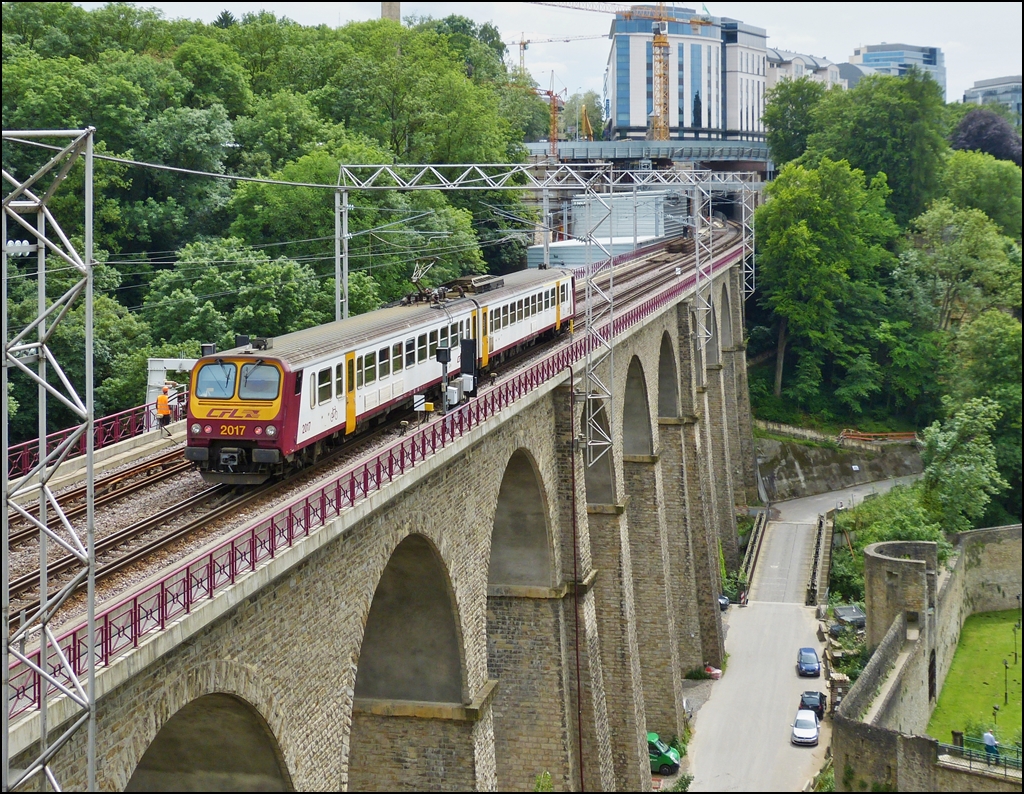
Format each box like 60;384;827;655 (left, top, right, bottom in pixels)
992;703;999;726
1014;621;1021;665
1004;659;1009;705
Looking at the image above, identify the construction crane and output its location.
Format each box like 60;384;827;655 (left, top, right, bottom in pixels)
508;33;608;74
537;75;568;159
533;2;711;141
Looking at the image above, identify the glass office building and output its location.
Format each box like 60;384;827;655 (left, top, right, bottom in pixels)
848;43;946;99
963;75;1022;124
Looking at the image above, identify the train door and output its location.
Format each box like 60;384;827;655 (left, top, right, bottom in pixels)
555;281;562;331
481;307;490;368
345;352;356;434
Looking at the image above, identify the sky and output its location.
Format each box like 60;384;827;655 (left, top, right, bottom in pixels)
78;2;1022;102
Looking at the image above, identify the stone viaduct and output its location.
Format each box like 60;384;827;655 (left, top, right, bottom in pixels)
11;261;758;791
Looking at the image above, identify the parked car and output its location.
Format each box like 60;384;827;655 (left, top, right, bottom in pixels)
648;732;681;775
791;708;820;746
796;647;821;677
717;594;730;611
830;604;867;637
799;690;827;720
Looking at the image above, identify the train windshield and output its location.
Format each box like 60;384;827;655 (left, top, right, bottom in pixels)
194;361;237;399
239;361;281;400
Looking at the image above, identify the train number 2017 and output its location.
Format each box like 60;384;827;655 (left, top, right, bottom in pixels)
301;422;312;435
219;424;246;436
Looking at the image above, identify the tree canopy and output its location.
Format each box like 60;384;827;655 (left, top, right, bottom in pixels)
762;76;826;166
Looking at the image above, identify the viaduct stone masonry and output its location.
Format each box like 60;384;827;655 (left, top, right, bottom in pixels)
10;269;755;791
833;525;1022;793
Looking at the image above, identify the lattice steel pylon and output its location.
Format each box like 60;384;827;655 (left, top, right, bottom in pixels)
740;179;757;298
3;128;97;792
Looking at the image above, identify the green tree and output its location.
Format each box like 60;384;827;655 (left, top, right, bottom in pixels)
920;397;1008;532
940;149;1022;240
141;238;327;350
803;70;948;225
561;90;603;140
755;158;898;404
172;36;251;116
946;310;1022;521
762;76;827;165
906;199;1019;330
231;90;332;175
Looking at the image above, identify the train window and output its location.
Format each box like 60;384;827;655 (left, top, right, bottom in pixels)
440;325;448;350
378;347;389;379
490;310;496;333
503;305;510;328
364;351;376;385
544;290;550;310
317;368;332;405
393;343;403;373
347;359;355;394
532;294;537;315
336;363;344;397
294;370;303;395
417;334;427;362
309;373;316;408
406;338;415;367
517;299;524;322
195;361;237;400
429;329;438;357
239;362;280;400
450;323;459;344
356;357;363;388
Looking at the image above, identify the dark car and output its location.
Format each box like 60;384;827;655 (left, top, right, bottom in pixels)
830;604;867;637
799;690;827;719
718;594;730;611
796;647;821;677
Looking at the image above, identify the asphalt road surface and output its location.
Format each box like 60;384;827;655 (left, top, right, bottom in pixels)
687;476;918;791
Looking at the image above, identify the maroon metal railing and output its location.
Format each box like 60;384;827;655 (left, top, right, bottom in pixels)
6;392;188;480
6;247;742;720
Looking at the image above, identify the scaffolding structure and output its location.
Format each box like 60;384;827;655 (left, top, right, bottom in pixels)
3;127;97;792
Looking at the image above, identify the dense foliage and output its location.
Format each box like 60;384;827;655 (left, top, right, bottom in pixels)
2;3;552;436
758;69;1023;524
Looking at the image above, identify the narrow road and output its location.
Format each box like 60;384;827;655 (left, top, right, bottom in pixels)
687;476;918;791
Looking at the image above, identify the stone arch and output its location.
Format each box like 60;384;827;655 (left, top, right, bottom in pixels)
657;332;680;418
489;449;552;587
354;533;464;703
719;282;734;350
125;692;292;792
584;398;616;504
706;303;721;366
623;356;653;455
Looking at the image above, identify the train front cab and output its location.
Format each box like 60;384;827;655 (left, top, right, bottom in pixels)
185;357;288;484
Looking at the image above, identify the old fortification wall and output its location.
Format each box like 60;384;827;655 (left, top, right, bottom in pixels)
834;526;1022;792
754;434;921;502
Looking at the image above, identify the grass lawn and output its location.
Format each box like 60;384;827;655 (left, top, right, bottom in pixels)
927;609;1023;747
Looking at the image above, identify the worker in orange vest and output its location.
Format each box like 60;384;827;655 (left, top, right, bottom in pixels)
156;385;172;437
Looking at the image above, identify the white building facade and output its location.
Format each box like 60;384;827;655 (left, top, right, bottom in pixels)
766;49;846;91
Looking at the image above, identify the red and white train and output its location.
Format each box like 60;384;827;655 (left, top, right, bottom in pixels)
185;268;575;483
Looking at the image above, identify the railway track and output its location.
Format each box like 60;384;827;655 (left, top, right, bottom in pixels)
6;450;191;547
7;227;744;628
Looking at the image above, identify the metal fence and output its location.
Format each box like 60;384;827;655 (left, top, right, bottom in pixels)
6;247;743;720
939;739;1022;775
7;391;188;479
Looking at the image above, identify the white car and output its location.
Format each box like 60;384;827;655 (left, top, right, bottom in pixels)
791;709;820;746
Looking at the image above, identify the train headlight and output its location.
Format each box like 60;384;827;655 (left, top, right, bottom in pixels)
254;426;263;435
265;425;278;437
204;425;213;434
190;423;202;435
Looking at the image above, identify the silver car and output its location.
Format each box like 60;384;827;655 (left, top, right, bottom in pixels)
791;709;820;746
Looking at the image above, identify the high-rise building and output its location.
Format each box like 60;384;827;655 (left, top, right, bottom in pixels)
603;6;767;140
963;75;1022;124
848;43;946;98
